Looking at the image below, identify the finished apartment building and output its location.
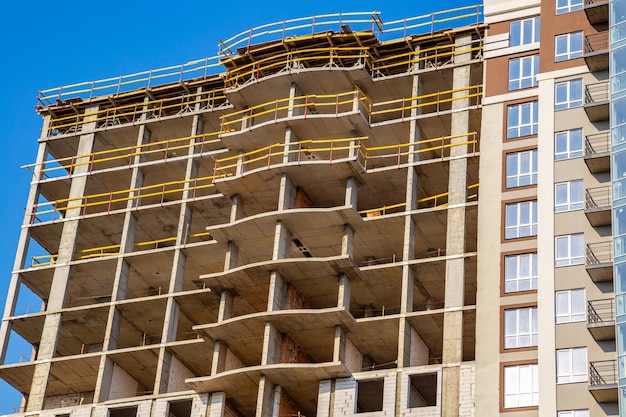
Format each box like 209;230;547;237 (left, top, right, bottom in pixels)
0;1;621;417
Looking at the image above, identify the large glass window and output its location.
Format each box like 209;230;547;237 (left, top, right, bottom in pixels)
510;17;540;47
504;253;538;293
555;32;583;61
507;101;539;139
555;180;584;212
509;55;539;90
505;201;537;239
504;306;538;349
555;128;583;160
555;288;585;323
556;347;587;383
503;364;539;408
556;0;583;14
555;233;585;266
506;149;538;188
555;79;583;110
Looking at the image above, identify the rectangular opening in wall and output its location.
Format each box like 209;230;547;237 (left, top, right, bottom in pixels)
168;399;193;417
56;414;70;417
408;373;437;408
356;379;384;413
108;406;137;417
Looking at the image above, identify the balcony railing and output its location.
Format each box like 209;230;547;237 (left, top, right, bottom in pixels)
585;81;609;104
589;360;617;386
585;31;609;54
584;131;610;173
588;298;615;324
586;241;613;265
585;186;611;210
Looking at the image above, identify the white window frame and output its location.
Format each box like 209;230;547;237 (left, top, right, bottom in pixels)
508;55;539;90
555;128;584;160
505;201;538;239
555;233;585;266
506;149;538;188
507;101;539;139
556;0;584;14
555;79;583;110
510;17;540;47
555;180;584;212
504;306;538;349
504;253;538;293
556;347;587;383
557;410;589;417
555;288;586;323
503;363;539;408
555;31;583;62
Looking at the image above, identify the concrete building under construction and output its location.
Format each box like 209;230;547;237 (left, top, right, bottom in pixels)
0;1;621;417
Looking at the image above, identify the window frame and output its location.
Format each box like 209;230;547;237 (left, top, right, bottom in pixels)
556;347;588;384
504;252;538;294
555;31;583;62
502;362;539;409
510;17;541;47
556;0;584;14
555;233;585;266
507;101;539;139
504;200;538;240
508;55;540;91
506;149;538;188
555;288;586;323
555;180;584;212
555;128;584;160
555;79;583;110
557;410;589;417
503;306;538;349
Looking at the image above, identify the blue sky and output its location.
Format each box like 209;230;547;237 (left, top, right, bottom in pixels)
0;0;479;413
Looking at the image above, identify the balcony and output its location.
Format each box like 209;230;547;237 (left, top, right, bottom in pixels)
584;131;610;173
584;0;609;25
584;81;609;122
587;299;615;340
584;186;612;226
589;360;618;402
586;241;613;282
584;31;609;72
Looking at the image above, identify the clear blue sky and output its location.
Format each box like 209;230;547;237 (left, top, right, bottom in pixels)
0;0;479;413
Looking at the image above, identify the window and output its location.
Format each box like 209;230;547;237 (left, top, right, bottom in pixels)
556;347;587;383
507;101;539;139
555;32;583;61
505;201;537;239
556;288;585;323
556;0;583;14
503;363;539;408
509;55;539;90
356;379;384;412
504;253;538;293
555;79;583;110
555;180;584;212
504;306;538;349
510;17;540;46
555;233;585;266
555;128;583;160
408;374;437;407
557;410;589;417
506;149;538;188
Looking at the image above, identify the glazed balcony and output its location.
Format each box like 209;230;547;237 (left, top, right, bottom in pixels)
587;298;615;340
584;31;609;72
584;186;611;227
589;360;618;402
584;81;609;122
584;131;610;173
586;241;613;282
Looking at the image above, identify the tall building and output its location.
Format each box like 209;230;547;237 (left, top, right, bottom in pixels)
0;2;619;417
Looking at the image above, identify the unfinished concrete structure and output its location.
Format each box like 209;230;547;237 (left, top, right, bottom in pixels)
0;2;617;417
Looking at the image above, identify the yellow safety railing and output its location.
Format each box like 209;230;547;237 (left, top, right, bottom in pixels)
29;175;225;224
47;88;227;136
360;132;478;170
381;5;482;40
38;56;224;106
219;89;368;134
30;254;58;267
225;47;369;86
359;183;479;217
213;137;366;177
368;85;482;123
24;133;222;179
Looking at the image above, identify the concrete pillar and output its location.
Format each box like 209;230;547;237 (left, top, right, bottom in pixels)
267;271;288;312
288;83;302;118
278;173;297;211
441;33;473;417
230;194;245;222
272;221;291;261
283;128;299;164
341;224;354;259
225;241;239;271
211;341;229;375
256;375;276;417
337;274;350;310
261;322;282;366
345;177;358;208
218;290;234;321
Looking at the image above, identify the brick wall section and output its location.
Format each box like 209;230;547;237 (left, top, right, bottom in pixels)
279;334;313;363
287;284;310;309
278;388;302;417
42;392;94;409
398;370;442;417
295;187;314;208
108;362;138;400
167;355;195;393
458;364;475;417
225;348;245;371
332;372;397;417
343;338;363;373
409;329;429;367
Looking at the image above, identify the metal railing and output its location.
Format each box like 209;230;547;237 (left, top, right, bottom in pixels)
585;81;610;105
587;298;615;324
585;186;611;210
589;360;617;386
584;31;609;54
585;131;610;156
586;241;614;265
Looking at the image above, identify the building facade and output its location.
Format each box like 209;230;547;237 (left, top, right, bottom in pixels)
0;2;620;417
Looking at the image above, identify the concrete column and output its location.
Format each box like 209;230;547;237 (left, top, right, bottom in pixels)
272;221;291;260
341;224;354;259
278;174;297;211
267;271;287;312
225;241;239;271
256;375;276;417
211;340;229;375
333;326;361;373
218;290;234;321
345;177;358;208
441;33;472;417
337;274;350;310
283;128;299;164
261;322;282;366
230;194;245;222
288;83;302;118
